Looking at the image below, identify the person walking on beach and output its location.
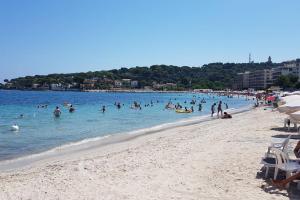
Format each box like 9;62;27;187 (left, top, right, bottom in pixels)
53;106;61;117
217;101;223;117
211;103;216;117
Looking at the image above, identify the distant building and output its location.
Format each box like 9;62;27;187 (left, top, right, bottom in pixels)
235;69;277;90
165;83;177;87
103;78;114;84
143;86;152;90
282;59;300;68
249;70;265;89
234;72;250;90
248;69;274;89
281;60;300;79
32;84;40;89
40;84;50;90
152;82;176;90
83;78;98;84
114;80;122;88
234;59;300;90
80;83;95;90
50;83;65;91
4;82;14;89
130;80;139;88
270;67;282;84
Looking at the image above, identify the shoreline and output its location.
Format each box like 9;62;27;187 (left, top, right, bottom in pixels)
0;88;256;95
0;106;295;199
0;105;252;172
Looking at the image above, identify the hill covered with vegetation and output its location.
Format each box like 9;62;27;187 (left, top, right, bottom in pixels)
2;62;281;90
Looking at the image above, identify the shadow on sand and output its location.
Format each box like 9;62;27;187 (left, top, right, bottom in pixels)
255;127;300;199
270;127;298;133
256;168;300;199
270;133;300;140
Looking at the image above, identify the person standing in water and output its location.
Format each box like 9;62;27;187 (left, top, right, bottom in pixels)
198;103;202;111
225;103;228;109
217;101;223;117
117;103;121;109
53;106;61;117
101;105;106;113
211;103;216;117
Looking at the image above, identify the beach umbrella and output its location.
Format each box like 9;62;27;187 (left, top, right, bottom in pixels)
283;92;293;96
281;95;300;103
283;91;300;96
290;110;300;121
278;97;300;114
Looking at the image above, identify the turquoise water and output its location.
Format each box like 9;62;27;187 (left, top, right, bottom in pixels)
0;90;254;161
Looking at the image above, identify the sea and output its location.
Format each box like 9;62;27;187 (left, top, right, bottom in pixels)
0;90;254;161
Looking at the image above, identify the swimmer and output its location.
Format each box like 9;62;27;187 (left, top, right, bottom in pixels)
53;106;61;117
117;103;121;109
69;105;75;113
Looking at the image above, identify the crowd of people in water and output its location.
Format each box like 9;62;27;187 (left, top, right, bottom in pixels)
164;96;232;118
50;99;232;118
10;93;252;131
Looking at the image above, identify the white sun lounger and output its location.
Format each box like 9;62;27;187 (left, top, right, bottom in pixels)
272;148;300;188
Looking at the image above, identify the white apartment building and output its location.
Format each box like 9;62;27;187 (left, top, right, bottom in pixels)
281;60;300;79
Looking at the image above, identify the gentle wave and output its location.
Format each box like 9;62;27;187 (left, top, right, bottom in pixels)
0;105;252;172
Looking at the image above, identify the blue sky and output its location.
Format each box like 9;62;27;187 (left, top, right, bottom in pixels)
0;0;300;81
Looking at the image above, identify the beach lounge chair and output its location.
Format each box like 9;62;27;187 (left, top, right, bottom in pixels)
261;135;291;178
266;135;291;156
272;148;300;183
261;157;277;178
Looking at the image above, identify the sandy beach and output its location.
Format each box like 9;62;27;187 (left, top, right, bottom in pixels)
0;107;298;200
